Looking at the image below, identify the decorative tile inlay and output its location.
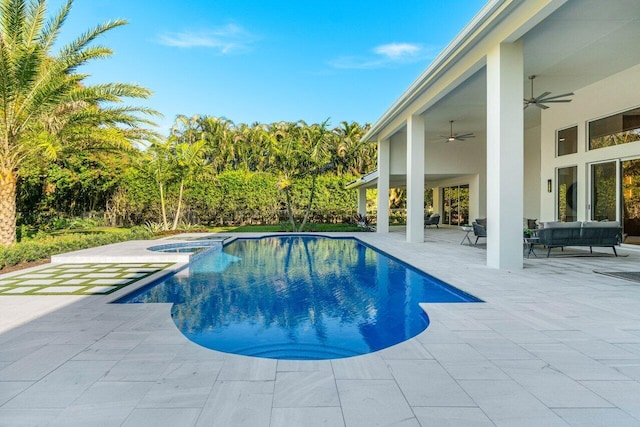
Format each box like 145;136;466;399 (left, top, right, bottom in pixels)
0;263;173;296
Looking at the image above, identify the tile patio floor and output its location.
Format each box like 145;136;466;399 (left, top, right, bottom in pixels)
1;229;640;426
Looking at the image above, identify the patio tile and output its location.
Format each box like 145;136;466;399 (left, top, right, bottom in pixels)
331;353;392;379
270;407;345;427
138;360;222;408
387;359;475;406
18;273;54;279
102;359;173;381
20;279;61;285
276;359;333;372
0;408;62;426
61;278;88;284
2;360;115;408
581;380;640;420
196;380;273;427
0;381;34;406
83;286;118;294
0;344;86;381
121;408;201;427
49;381;153;426
217;355;276;381
336;379;419;427
459;379;570;426
412;407;494;427
84;273;120;278
34;286;85;294
522;343;630;381
552;408;640;427
90;278;132;285
273;370;339;407
495;359;612;407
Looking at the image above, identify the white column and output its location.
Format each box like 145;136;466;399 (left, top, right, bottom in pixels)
357;187;367;217
377;139;390;233
406;114;425;243
486;41;524;269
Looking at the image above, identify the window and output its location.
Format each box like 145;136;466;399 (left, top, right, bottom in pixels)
557;126;577;156
557;166;577;222
589;107;640;150
442;185;469;225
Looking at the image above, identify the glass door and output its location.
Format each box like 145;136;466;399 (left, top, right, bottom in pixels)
622;159;640;244
589;158;640;245
590;162;617;221
557;166;577;221
441;185;469;225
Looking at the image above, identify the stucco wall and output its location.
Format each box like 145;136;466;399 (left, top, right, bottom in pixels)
540;63;640;222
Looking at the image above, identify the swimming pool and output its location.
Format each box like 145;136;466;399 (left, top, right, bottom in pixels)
118;235;480;360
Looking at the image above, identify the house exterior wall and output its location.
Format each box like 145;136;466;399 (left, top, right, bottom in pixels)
540;64;640;223
524;124;541;220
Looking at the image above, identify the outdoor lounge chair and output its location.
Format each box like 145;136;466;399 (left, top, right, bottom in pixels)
472;218;486;245
424;213;440;228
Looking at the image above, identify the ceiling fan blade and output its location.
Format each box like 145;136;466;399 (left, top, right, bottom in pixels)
533;91;551;101
537;103;550;110
539;93;574;102
456;133;475;139
542;99;572;104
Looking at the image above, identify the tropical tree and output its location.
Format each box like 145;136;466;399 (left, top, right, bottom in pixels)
0;0;158;246
266;120;333;231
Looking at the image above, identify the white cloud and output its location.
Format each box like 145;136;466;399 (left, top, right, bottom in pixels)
373;43;421;59
158;23;255;54
329;42;431;69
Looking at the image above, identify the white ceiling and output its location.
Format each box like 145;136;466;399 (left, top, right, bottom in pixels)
413;0;640;144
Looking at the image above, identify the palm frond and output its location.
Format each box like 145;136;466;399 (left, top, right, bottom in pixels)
39;0;71;52
23;0;46;47
57;19;126;60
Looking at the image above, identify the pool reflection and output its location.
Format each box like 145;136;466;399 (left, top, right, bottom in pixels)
121;236;478;359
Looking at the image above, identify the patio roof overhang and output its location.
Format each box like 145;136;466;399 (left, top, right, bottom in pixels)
362;0;640;144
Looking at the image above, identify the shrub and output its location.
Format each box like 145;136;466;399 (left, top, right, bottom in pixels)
0;229;153;270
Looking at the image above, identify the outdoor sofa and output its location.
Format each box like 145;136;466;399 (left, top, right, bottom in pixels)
536;221;622;257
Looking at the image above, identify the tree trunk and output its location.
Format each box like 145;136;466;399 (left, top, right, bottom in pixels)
172;179;184;230
283;186;297;231
159;181;169;230
299;173;318;232
0;168;17;247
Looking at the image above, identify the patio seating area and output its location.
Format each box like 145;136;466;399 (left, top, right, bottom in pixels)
1;229;640;426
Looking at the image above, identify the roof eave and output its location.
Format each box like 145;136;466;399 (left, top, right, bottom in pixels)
362;0;510;143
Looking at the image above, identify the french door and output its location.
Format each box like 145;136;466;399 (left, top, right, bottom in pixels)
590;158;640;244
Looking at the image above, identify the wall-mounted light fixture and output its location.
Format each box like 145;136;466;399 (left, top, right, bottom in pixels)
547;179;552;193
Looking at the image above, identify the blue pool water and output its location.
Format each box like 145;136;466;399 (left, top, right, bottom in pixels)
118;236;480;360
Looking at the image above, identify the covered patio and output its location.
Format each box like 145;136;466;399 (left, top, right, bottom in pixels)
358;0;640;270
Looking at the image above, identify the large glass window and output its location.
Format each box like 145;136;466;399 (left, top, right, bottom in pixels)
442;185;469;226
557;126;577;156
622;159;640;244
589;107;640;150
591;162;617;221
557;166;577;222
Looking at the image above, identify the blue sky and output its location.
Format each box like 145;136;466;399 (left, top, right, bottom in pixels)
50;0;487;133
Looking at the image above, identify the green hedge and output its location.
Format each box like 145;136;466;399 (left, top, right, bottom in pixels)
0;228;153;270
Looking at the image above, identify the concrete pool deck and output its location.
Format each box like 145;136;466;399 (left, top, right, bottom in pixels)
1;228;640;426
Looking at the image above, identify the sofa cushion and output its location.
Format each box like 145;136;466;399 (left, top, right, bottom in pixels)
542;221;581;228
582;220;620;228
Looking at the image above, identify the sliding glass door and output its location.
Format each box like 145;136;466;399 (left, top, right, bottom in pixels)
442;185;469;226
589;158;640;244
622;159;640;244
557;166;577;222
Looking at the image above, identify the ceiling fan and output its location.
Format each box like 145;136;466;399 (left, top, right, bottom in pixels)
524;75;573;109
441;120;475;142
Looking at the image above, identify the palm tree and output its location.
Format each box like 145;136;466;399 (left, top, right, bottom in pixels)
0;0;158;246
